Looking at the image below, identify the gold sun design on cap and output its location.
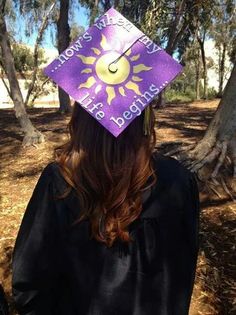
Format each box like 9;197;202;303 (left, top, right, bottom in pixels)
77;34;152;105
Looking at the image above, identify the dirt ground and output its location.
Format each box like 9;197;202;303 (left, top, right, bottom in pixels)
0;100;235;314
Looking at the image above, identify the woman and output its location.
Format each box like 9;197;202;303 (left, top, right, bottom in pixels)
12;103;200;315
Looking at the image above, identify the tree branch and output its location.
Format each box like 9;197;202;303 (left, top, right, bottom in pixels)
0;0;6;14
166;0;186;54
24;2;56;107
0;66;12;98
28;77;50;107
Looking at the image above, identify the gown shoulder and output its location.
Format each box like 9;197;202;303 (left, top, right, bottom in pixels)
151;151;196;184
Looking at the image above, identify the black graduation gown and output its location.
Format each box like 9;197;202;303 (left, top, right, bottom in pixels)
0;285;9;315
12;153;200;315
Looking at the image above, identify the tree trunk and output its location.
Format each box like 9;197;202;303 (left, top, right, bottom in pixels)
161;0;186;107
187;63;236;179
90;0;99;25
218;42;227;98
24;3;55;107
165;0;186;55
195;69;200;100
156;90;166;108
195;50;201;100
0;4;44;146
197;35;208;99
57;0;71;113
102;0;112;11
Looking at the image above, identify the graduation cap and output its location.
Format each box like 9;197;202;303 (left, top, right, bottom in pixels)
44;8;182;137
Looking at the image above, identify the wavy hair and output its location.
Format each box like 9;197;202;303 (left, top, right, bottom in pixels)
55;102;157;247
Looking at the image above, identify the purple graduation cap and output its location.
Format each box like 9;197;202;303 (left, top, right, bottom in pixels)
44;8;183;137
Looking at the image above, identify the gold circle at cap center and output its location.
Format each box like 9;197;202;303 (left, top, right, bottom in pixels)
95;52;130;85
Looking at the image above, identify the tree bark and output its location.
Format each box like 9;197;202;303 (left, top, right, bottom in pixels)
90;0;99;25
195;52;201;100
159;0;186;107
57;0;71;113
156;90;166;108
0;2;44;146
218;42;227;98
187;64;236;178
197;34;208;99
165;0;186;55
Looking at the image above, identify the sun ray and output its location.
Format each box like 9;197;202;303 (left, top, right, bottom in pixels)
100;34;111;51
133;64;152;74
125;81;142;95
130;54;140;61
77;54;96;65
91;47;101;55
106;86;116;105
125;48;132;56
81;68;92;74
95;84;102;94
119;87;126;96
132;76;143;82
79;76;96;89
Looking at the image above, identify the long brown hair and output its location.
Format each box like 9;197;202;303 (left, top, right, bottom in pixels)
55;102;157;247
